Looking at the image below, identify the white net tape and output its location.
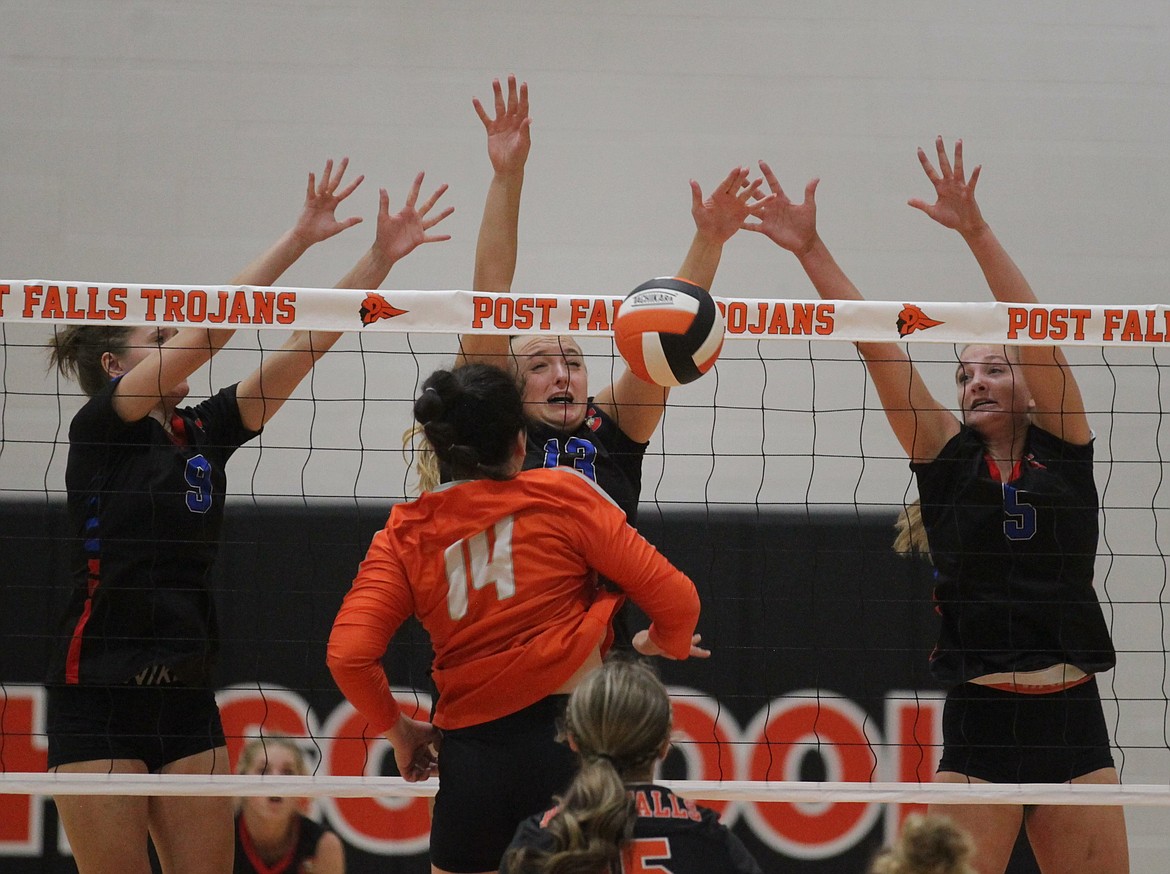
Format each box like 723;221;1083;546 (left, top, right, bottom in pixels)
4;280;1170;347
4;775;1170;806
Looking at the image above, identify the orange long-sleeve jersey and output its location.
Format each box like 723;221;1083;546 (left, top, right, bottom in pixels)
326;467;700;732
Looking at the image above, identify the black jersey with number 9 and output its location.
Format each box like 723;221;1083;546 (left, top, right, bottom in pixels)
47;380;259;687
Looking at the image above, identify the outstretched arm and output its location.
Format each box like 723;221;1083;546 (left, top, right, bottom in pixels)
745;160;958;462
595;167;763;443
234;173;453;431
338;172;454;292
232;157;365;286
677;165;766;291
112;159;365;424
459;74;532;368
910;137;1089;444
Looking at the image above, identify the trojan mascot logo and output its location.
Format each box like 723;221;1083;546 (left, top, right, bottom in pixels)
359;292;408;326
896;304;944;337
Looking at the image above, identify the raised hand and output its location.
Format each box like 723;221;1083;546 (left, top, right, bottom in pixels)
742;160;820;256
291;157;365;246
473;74;531;176
908;137;987;236
374;172;454;266
690;166;769;246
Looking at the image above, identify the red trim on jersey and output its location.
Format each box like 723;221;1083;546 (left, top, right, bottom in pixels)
980;674;1094;695
169;413;189;446
983;454;1023;483
64;557;103;684
238;814;302;874
64;604;92;684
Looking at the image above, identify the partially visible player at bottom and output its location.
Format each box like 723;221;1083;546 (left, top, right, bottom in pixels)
327;363;707;874
501;657;761;874
868;814;976;874
234;736;344;874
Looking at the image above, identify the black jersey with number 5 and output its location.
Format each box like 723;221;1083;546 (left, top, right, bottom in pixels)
523;400;647;524
47;379;259;687
912;424;1116;685
504;784;762;874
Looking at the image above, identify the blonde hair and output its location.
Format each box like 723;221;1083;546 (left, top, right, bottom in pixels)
893;499;932;561
403;339;536;494
235;735;310;777
503;658;672;874
869;814;976;874
401;422;440;493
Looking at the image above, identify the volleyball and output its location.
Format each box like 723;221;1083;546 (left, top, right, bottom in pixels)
614;277;725;387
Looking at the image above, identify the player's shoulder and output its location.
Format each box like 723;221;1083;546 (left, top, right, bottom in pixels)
913;424;982;481
940;423;984;458
182;382;252;435
298;810;324;832
69;378;130;438
520;466;620;508
631;787;759;870
1026;422;1094;459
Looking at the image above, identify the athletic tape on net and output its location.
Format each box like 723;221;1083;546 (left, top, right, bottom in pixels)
2;774;1169;806
4;281;1170;346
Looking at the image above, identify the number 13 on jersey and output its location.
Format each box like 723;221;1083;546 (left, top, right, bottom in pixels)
443;516;517;621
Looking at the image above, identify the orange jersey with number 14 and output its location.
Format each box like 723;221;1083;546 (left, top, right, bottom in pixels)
327;467;700;731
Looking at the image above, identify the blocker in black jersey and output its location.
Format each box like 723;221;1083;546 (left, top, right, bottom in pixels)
523;399;647;525
913;423;1115;686
48;378;259;688
758;135;1132;872
40;154;450;874
504;784;762;874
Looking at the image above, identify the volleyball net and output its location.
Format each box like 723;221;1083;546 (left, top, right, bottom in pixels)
2;281;1170;861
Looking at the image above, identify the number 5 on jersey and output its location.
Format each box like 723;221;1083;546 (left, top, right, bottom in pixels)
623;837;672;872
1002;483;1037;541
444;516;517;621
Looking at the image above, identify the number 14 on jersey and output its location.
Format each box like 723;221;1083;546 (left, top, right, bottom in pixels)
443;516;517;621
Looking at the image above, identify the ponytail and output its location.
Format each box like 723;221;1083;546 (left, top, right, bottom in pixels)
893;499;932;562
504;658;673;874
504;757;633;874
47;325;133;398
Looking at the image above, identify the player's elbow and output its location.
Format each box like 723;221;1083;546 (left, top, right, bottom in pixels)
325;628;370;679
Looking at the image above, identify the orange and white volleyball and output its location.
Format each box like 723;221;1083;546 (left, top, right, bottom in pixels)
614;277;725;386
